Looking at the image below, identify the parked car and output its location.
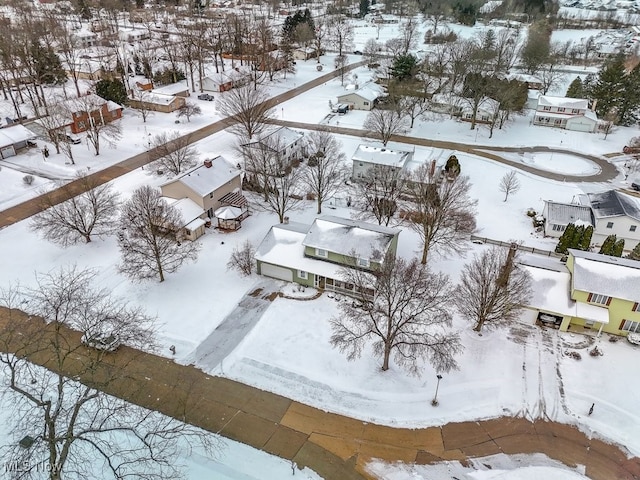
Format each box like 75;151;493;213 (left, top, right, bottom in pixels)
627;332;640;346
81;331;121;352
56;132;82;144
353;50;363;55
197;93;214;101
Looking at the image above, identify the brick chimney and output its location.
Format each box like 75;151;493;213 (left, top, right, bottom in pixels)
203;159;212;168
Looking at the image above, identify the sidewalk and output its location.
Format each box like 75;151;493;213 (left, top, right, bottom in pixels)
1;307;638;480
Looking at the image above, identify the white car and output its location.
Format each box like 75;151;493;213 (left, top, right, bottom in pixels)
81;332;121;352
627;332;640;346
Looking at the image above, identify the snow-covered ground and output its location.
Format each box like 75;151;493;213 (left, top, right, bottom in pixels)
1;12;639;480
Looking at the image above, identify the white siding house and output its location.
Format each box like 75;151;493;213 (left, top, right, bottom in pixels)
542;201;594;238
351;143;413;180
579;190;640;250
533;95;598;133
336;82;386;111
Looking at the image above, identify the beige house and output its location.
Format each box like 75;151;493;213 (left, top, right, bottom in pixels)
160;156;245;220
128;92;185;113
336;82;386;111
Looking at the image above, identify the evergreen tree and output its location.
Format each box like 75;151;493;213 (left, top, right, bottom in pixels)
617;63;640;126
96;79;128;106
445;155;461;177
612;238;625;257
390;54;419;81
598;234;617;255
570;224;585;249
76;0;92;19
566;77;584;98
590;56;627;119
359;0;370;17
628;242;640;261
31;42;67;86
555;223;576;254
579;225;594;251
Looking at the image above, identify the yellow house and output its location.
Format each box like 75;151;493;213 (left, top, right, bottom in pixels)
563;249;640;337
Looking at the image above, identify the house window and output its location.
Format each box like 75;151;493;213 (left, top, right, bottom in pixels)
633;302;640;312
552;224;565;232
554;119;563;126
481;115;489;121
209;193;214;199
298;270;308;279
620;319;640;333
606;222;614;228
185;229;191;235
357;257;370;268
363;101;369;106
631;225;637;232
77;120;86;129
315;248;328;258
571;109;580;114
557;107;565;113
589;293;610;305
543;106;551;111
359;163;363;166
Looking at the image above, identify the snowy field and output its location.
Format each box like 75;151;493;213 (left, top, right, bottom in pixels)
1;12;640;480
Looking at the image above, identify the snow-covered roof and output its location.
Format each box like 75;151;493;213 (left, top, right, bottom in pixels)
162;156;240;197
338;81;386;102
242;126;303;151
151;81;189;96
521;265;575;317
508;73;542;84
215;206;243;219
352;143;413;169
63;93;122;114
134;93;179;106
537;95;589;110
162;197;205;224
0;124;36;148
543;200;593;226
302;215;400;262
256;223;353;280
586;190;640;221
569;249;640;302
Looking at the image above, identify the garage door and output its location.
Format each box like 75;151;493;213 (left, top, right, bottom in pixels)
0;145;15;159
567;120;593;132
260;263;293;282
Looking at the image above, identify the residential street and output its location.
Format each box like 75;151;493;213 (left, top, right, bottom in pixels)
0;306;639;480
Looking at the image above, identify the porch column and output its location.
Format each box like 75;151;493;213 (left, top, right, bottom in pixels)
597;322;604;337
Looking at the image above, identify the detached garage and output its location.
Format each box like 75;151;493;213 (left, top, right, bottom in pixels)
258;263;293;282
0;124;36;159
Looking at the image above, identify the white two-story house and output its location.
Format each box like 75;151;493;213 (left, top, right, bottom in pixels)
533;95;598;133
579;190;640;250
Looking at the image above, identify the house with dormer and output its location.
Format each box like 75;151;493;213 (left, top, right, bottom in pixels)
578;190;640;250
533;95;598;133
255;216;401;297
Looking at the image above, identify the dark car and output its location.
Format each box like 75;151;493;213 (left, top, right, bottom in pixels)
353;50;363;55
197;93;214;101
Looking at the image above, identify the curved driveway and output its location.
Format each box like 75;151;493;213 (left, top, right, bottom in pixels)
265;119;619;183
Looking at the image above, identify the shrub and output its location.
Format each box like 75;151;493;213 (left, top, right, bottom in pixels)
23;175;34;185
227;240;255;276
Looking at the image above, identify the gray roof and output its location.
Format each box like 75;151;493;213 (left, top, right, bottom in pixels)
242;126;303;150
569;249;640;302
587;190;640;221
544;201;593;226
162;155;239;197
302;215;400;262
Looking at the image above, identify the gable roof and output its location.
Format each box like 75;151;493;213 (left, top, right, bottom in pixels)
352;143;413;169
537;95;589;110
587;190;640;221
0;124;36;148
242;126;303;151
338;81;386;102
302;215;400;262
63;93;122;114
569;249;640;303
543;200;593;226
161;156;240;197
162;197;205;224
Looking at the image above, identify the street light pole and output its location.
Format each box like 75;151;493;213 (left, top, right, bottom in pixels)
431;374;443;406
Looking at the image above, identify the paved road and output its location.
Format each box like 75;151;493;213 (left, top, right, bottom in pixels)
184;280;279;372
1;306;638;480
265;119;620;183
0;60;366;230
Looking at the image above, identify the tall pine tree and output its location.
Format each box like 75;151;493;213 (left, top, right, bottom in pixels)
590;56;626;120
612;238;625;257
598;234;617;255
580;225;594;251
628;242;640;260
566;76;584;98
555;223;576;254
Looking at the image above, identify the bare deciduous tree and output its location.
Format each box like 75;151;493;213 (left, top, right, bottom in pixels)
403;165;477;264
30;173;120;245
301;130;347;214
37;97;71;155
216;84;273;140
334;54;348;86
499;170;521;202
227;240;255;276
117;186;200;282
150;131;199;176
363;108;408;146
0;266;220;480
351;165;406;226
453;245;532;332
67;94;122;156
328;14;354;56
176;102;202;123
330;252;462;375
245;135;304;223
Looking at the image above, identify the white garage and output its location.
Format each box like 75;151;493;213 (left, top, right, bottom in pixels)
259;263;293;282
